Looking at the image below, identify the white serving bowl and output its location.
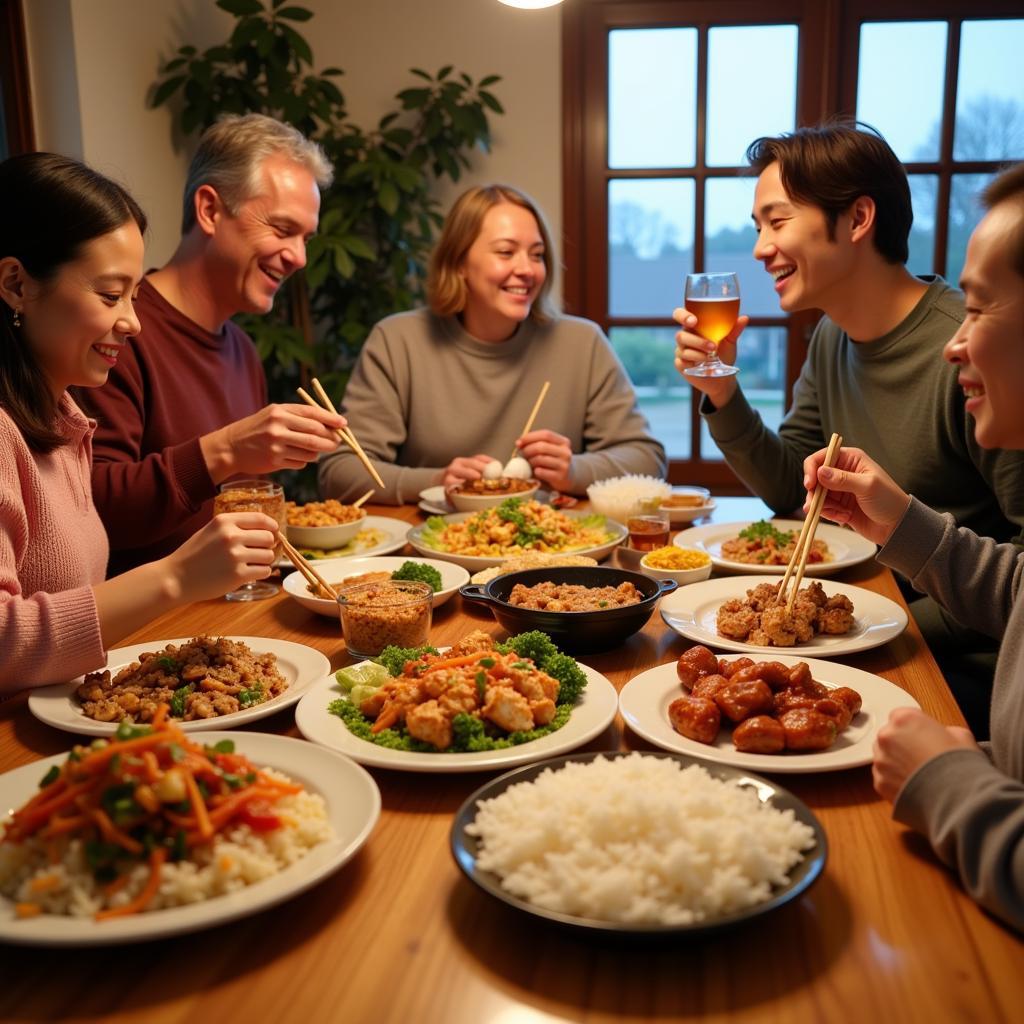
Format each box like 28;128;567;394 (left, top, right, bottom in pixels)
639;548;713;585
447;481;539;512
286;509;367;549
282;555;469;618
659;487;715;525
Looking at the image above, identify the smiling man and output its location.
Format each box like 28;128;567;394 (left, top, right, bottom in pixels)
75;114;345;575
672;121;1024;734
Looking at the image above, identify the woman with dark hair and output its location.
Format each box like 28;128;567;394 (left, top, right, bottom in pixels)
0;153;279;694
318;183;665;504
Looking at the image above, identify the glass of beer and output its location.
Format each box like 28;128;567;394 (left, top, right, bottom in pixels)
626;498;671;552
682;272;740;379
213;479;285;601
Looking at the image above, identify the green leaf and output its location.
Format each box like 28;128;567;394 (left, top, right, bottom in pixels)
280;22;313;65
410;67;433;81
151;75;186;108
321;66;344;76
218;0;264;15
276;6;313;20
341;235;375;260
397;87;430;110
480;90;504;114
437;64;453;80
378;180;399;215
478;74;501;87
332;245;355;277
163;57;187;72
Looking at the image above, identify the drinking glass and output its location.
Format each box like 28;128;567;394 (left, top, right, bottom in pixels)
213;479;285;602
683;272;740;379
626;498;671;552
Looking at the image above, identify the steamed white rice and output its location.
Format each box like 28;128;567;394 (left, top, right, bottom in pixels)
0;770;333;918
586;475;672;524
466;754;816;925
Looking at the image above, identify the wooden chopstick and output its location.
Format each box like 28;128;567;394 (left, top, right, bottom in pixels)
280;535;339;601
779;432;843;613
295;383;385;489
508;380;551;461
352;488;374;508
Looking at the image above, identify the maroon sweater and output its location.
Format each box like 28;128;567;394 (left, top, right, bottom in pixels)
73;277;267;576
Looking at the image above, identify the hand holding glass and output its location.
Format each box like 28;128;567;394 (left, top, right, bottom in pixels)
683;272;740;379
213;479;285;601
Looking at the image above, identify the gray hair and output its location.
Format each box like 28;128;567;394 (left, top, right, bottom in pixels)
180;113;333;234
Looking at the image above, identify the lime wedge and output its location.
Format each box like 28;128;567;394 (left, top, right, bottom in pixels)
335;662;391;692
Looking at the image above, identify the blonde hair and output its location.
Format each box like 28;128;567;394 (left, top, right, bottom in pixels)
427;184;558;323
181;113;333;233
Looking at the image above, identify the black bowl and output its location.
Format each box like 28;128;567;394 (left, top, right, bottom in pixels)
459;566;677;653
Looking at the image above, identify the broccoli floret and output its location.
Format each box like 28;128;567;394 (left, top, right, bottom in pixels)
374;644;439;677
495;630;558;667
390;560;443;592
544;652;588;705
450;713;492;752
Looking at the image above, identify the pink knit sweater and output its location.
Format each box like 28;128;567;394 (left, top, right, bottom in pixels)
0;395;108;694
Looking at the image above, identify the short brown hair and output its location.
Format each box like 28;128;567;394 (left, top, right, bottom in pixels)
427;184;558;323
982;162;1024;278
747;121;912;265
181;113;333;234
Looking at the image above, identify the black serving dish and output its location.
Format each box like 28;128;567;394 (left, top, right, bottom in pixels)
459;565;677;653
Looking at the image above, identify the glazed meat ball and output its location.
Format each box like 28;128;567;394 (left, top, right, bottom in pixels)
717;599;759;640
668;695;721;744
814;696;853;732
779;708;838;751
676;644;720;689
719;656;755;679
715;679;774;722
830;686;863;717
773;688;817;716
691;673;729;700
733;660;792;692
733;715;786;754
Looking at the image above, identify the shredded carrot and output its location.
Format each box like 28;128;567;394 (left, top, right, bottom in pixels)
15;902;43;919
416;651;491;675
78;731;177;774
150;704;168;729
103;873;132;898
29;873;61;894
89;808;144;855
95;847;167;921
40;813;91;838
183;768;213;841
10;779;101;839
141;750;161;784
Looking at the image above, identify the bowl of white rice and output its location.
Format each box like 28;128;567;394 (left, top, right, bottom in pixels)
586;475;672;524
451;750;825;934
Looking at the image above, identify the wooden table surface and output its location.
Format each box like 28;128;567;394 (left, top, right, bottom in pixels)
1;498;1021;1023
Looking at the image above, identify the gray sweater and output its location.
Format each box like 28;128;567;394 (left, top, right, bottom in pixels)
880;498;1024;932
319;310;666;504
704;277;1024;541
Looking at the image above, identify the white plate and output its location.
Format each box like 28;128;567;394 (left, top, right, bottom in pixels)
28;637;331;736
418;486;558;517
406;511;627;572
662;488;717;526
673;519;877;576
279;515;408;565
619;655;920;773
295;663;618;772
282;555;469;618
660;576;907;657
0;732;380;946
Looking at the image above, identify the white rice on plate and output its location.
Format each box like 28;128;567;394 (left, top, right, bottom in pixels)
465;753;816;925
0;770;332;918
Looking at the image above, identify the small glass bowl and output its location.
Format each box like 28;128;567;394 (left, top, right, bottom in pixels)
337;580;433;658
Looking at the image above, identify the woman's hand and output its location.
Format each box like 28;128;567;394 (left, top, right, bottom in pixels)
872;707;979;802
442;454;495;491
164;512;278;603
803;446;912;547
672;307;748;408
517;429;573;491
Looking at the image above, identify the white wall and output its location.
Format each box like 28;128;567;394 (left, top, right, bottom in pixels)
22;0;562;276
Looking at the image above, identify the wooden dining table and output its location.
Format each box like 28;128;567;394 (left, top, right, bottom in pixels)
1;497;1021;1023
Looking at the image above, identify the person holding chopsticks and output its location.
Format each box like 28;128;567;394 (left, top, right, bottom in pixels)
73;114;347;576
0;153;280;694
802;162;1024;933
318;184;665;504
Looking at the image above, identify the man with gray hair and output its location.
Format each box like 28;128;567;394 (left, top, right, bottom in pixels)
76;113;346;575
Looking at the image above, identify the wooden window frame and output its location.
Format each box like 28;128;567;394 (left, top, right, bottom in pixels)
0;0;34;156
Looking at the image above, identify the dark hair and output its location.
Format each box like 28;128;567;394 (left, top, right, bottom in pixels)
746;121;912;265
981;162;1024;278
0;152;147;453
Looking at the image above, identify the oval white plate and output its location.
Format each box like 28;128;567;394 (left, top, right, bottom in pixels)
0;733;380;946
673;519;877;576
278;515;408;565
660;576;907;657
282;555;469;618
28;637;330;736
418;485;452;516
407;511;627;572
295;663;618;772
619;655;920;773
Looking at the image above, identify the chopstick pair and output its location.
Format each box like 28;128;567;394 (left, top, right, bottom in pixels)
778;432;843;614
279;534;339;602
297;378;385;490
508;380;551;462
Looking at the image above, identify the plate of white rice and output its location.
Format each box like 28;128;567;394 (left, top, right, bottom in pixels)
0;733;381;946
451;750;825;933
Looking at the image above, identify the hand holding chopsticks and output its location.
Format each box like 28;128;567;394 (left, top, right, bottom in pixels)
509;380;551;462
778;432;843;613
296;379;385;489
279;534;338;602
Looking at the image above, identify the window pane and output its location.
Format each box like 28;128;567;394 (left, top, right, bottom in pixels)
955;20;1024;161
947;173;995;285
907;174;938;277
610;327;690;459
609;28;697;169
609;178;695;317
707;26;798;168
856;22;947;162
706;177;775;317
700;327;787;461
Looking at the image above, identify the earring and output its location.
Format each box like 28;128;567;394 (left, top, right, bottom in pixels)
11;308;20;328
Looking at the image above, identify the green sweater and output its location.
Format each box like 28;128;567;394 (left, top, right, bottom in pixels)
704;277;1024;541
319;310;666;504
